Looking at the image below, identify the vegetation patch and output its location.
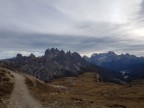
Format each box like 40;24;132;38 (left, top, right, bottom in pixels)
0;67;14;106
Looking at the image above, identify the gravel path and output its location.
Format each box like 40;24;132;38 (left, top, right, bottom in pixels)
8;72;43;108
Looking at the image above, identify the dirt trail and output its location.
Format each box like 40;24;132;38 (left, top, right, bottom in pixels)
8;72;43;108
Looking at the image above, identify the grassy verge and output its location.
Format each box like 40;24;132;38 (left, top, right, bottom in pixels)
0;67;14;107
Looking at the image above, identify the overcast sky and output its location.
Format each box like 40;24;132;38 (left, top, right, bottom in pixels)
0;0;144;59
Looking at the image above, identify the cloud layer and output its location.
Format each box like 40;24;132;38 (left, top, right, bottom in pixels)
0;0;144;58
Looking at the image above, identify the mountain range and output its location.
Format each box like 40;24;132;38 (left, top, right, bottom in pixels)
0;48;88;82
0;49;144;83
0;48;124;83
0;49;144;108
84;51;144;81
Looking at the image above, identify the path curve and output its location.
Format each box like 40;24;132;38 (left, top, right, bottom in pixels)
8;72;43;108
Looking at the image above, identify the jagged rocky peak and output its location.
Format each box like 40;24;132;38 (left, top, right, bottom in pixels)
99;51;116;57
86;51;144;73
91;51;116;58
83;55;89;61
72;52;80;56
29;53;35;58
66;51;71;55
91;53;98;58
16;53;23;58
83;55;89;58
83;55;89;59
44;48;82;59
45;48;64;57
72;52;82;61
1;48;89;82
107;51;116;55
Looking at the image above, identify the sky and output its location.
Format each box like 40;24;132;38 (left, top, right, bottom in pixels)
0;0;144;59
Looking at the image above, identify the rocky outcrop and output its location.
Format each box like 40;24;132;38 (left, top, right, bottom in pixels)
1;48;88;82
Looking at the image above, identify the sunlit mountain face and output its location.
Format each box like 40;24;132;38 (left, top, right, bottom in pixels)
0;0;144;59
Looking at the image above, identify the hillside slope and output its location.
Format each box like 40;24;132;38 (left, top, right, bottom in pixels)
26;72;144;108
1;67;144;108
0;67;14;107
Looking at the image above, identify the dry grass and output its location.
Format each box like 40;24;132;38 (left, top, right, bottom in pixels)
0;67;14;107
26;72;144;108
25;75;60;106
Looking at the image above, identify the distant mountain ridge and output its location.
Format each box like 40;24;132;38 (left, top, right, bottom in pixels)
84;51;144;71
84;51;144;81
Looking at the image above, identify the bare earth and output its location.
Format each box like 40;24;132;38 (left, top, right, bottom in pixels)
8;72;43;108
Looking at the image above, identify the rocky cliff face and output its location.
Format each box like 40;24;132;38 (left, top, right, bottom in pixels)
1;48;88;82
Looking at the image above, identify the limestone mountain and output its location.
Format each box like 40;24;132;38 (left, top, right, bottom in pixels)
0;48;88;82
84;51;144;81
84;51;144;71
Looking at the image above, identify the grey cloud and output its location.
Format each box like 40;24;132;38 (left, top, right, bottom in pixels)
140;0;144;16
134;0;144;23
0;31;139;55
0;0;70;33
0;31;120;50
0;0;144;58
0;30;144;58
